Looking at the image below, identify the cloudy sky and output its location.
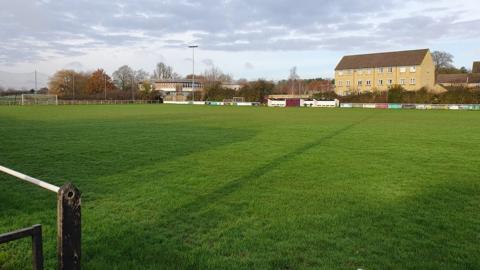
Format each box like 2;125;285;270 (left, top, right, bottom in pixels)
1;0;480;81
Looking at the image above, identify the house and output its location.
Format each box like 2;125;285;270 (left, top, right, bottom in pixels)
334;49;435;95
222;83;243;91
152;79;203;101
437;74;480;88
436;62;480;88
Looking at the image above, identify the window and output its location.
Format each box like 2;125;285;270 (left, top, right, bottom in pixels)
358;80;362;86
400;67;406;73
346;80;351;86
378;79;383;85
387;79;393;85
366;80;371;86
387;67;393;73
337;81;342;86
410;66;416;72
410;78;416;85
400;79;405;85
378;67;384;73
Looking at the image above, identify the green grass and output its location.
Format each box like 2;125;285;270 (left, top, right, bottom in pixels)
0;105;479;269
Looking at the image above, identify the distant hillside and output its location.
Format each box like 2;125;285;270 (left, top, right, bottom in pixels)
0;71;49;90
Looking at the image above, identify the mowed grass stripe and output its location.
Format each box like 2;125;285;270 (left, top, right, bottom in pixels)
0;105;479;269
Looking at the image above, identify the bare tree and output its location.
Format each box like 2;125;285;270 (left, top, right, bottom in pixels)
203;66;232;85
288;67;300;95
113;65;134;91
432;51;454;71
135;69;150;82
152;62;175;80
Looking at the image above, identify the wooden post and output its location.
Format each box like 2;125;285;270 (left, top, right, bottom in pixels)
31;224;44;270
57;183;81;270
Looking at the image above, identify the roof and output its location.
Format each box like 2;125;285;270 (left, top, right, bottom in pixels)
437;74;468;84
473;61;480;74
154;79;200;83
268;95;311;99
335;49;429;70
437;73;480;84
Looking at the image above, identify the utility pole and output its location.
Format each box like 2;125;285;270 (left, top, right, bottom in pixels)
188;45;198;102
104;74;107;100
72;74;75;101
131;76;135;101
34;70;37;94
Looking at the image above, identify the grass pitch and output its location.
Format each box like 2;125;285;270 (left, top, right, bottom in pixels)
0;105;479;269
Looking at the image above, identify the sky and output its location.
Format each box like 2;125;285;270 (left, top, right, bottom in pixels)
1;0;480;81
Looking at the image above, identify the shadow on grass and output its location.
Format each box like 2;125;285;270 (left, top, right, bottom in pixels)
0;120;256;215
87;114;378;269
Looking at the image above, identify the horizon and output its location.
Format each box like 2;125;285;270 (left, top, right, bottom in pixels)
1;0;480;88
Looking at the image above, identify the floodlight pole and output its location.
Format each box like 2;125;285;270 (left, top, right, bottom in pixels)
189;45;198;102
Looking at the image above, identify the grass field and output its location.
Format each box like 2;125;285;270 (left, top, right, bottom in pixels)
0;105;479;269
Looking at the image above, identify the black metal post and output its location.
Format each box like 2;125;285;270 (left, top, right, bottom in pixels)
57;183;81;270
0;224;44;270
31;224;44;270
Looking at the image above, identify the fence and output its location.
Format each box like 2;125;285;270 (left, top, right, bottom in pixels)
0;224;43;270
0;165;81;270
340;103;480;110
0;99;162;106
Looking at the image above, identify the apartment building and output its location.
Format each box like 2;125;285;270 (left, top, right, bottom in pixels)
334;49;435;95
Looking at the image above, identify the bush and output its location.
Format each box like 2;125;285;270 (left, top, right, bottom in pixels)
339;86;480;104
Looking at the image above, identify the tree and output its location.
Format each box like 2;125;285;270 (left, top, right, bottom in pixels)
202;66;232;85
288;66;301;95
432;51;454;71
135;69;150;82
85;69;115;95
203;82;236;101
48;69;89;98
112;65;134;91
239;79;274;102
152;62;175;80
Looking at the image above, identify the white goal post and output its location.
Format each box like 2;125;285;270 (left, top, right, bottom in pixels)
233;97;245;103
21;94;58;105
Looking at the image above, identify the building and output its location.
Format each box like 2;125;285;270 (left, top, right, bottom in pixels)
222;82;243;91
334;49;435;95
150;79;203;101
267;95;338;107
437;74;480;88
436;62;480;88
473;61;480;74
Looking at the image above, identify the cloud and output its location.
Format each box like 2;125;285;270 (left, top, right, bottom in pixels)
0;0;479;66
202;59;214;67
245;62;254;69
64;61;84;70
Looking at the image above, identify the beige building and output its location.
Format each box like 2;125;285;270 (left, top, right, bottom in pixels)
334;49;435;95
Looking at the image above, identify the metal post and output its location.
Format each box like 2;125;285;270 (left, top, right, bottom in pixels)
104;74;107;100
32;225;44;270
72;75;75;101
57;183;81;270
0;224;44;270
189;45;198;102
